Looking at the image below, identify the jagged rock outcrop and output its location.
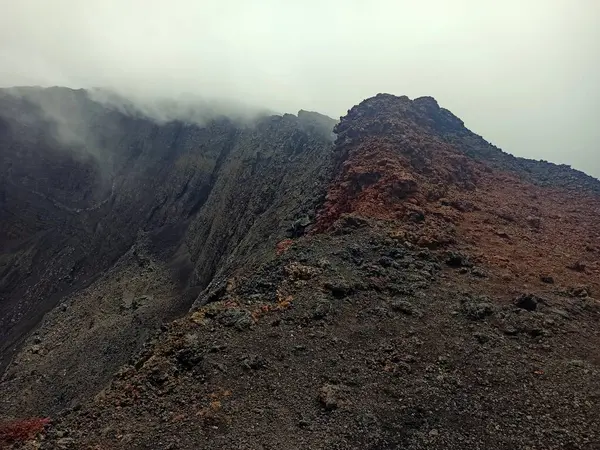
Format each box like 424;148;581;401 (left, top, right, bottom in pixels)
317;94;600;293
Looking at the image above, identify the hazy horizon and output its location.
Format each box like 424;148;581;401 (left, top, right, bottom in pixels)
1;0;598;177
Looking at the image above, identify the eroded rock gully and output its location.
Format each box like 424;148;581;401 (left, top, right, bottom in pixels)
0;87;336;416
1;90;599;449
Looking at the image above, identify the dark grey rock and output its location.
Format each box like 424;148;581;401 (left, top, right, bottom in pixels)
391;300;416;315
514;294;539;311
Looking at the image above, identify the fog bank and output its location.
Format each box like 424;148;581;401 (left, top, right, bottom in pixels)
1;0;598;176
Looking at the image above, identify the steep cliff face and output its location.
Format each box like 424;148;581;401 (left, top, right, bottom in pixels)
1;91;599;449
0;87;336;413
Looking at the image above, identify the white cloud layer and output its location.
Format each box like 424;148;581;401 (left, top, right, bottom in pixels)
1;0;599;176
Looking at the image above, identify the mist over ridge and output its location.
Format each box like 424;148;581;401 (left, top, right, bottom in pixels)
1;0;599;176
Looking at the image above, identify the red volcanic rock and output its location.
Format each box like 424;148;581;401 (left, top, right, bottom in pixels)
315;94;600;298
0;417;50;445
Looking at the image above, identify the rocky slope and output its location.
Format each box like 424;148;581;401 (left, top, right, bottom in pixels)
0;87;336;414
1;91;599;449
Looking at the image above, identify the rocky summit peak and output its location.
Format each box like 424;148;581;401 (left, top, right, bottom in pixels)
1;87;599;449
413;95;439;107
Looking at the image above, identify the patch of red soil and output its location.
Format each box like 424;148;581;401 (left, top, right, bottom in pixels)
452;171;600;299
0;417;50;445
275;239;294;255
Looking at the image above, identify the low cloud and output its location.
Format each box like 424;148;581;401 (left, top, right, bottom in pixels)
87;89;274;124
1;0;598;177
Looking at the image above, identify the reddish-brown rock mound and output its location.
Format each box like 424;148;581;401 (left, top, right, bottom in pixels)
316;93;600;298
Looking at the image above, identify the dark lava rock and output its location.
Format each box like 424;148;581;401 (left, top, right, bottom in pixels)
318;384;345;410
332;215;370;234
568;286;591;298
470;267;488;278
567;261;586;272
287;215;312;238
386;247;407;259
324;279;354;298
312;300;333;320
527;216;542;229
540;275;555;284
460;297;495;320
445;251;473;268
378;256;396;268
474;332;491;344
442;199;477;212
406;209;426;223
514;294;539;311
241;355;266;370
218;309;254;330
391;300;416;315
175;348;204;369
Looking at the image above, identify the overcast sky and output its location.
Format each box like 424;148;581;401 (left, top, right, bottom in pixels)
1;0;598;177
